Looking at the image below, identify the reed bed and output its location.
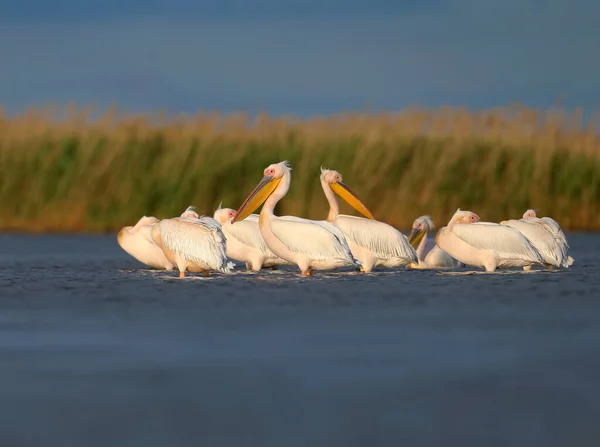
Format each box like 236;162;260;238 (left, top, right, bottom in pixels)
0;104;599;233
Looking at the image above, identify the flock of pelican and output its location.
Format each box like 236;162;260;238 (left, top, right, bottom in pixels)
118;161;574;277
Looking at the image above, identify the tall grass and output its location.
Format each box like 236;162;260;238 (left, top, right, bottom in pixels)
0;104;599;232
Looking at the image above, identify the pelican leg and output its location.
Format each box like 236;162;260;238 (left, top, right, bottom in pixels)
483;262;497;272
523;266;532;271
249;256;264;272
204;271;210;277
301;268;313;276
360;259;375;273
483;254;497;272
175;256;189;279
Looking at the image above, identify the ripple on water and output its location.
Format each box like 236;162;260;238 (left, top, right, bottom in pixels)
0;233;599;447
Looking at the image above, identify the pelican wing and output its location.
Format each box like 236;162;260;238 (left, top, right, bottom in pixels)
224;215;270;253
453;222;543;262
539;217;570;248
334;215;418;263
501;219;567;266
270;216;355;262
278;215;350;245
158;216;231;272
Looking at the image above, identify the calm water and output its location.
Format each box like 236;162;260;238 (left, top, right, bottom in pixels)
0;233;599;446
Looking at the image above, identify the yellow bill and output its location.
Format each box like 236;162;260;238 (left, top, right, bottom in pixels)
232;175;281;223
407;228;425;248
330;181;375;220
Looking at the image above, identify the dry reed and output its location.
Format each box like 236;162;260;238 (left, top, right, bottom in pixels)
0;104;599;233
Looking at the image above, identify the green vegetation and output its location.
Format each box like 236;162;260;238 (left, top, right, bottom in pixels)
0;105;598;232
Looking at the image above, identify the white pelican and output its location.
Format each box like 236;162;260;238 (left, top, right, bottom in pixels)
232;161;360;276
406;215;464;269
117;215;174;270
522;209;573;267
138;205;233;278
213;204;292;271
436;209;544;272
500;209;574;269
319;167;418;272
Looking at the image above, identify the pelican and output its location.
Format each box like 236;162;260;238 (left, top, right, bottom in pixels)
500;209;573;269
406;215;464;269
138;206;233;278
117;215;175;270
213;203;292;271
232;161;360;276
319;167;418;272
436;209;544;272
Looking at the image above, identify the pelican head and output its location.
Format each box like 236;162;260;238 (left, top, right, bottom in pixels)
181;206;200;219
407;215;435;248
523;209;537;219
232;161;291;223
320;167;375;219
213;206;237;225
448;209;480;228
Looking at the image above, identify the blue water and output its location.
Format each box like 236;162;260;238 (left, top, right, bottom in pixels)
0;233;599;446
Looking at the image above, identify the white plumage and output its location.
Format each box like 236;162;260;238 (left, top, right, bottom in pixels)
319;167;417;272
518;209;573;267
140;205;233;278
500;218;569;269
232;161;360;275
454;223;543;263
334;215;418;271
271;216;357;263
117;215;174;270
436;209;544;272
214;204;291;271
407;215;464;269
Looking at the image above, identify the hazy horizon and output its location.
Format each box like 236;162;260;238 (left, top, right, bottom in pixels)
1;0;598;116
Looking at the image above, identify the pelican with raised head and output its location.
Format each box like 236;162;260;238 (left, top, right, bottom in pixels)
436;209;544;272
232;161;360;276
407;215;464;269
319;167;417;272
117;215;174;270
214;203;291;271
138;205;233;278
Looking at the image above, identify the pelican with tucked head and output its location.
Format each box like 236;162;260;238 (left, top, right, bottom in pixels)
138;205;233;278
436;209;544;272
232;161;360;276
500;209;573;269
523;211;572;268
319;167;417;272
117;215;174;270
406;215;464;269
213;203;291;271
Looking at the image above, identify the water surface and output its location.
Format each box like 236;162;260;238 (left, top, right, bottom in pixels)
0;233;599;446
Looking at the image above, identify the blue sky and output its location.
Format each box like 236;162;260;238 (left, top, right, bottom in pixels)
1;0;598;115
